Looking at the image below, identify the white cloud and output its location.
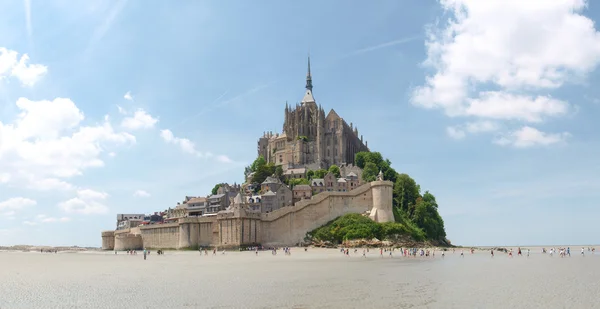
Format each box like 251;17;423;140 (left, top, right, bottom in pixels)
494;126;570;148
58;189;108;215
465;93;569;123
116;105;127;115
0;197;36;211
21;214;70;226
447;120;499;139
133;190;150;198
159;129;234;163
217;155;232;163
77;188;108;200
412;0;600;143
0;173;10;183
0;96;136;190
0;47;47;86
160;129;202;156
58;198;108;215
124;91;133;101
36;214;71;223
446;126;466;140
58;188;109;215
108;152;116;157
121;108;158;130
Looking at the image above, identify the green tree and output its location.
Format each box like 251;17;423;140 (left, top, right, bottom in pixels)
314;169;328;178
362;162;379;182
328;165;341;178
412;197;446;240
355;152;367;169
251;162;276;185
288;178;310;189
306;170;314;180
250;156;267;172
211;184;222;195
394;173;421;217
275;165;284;178
422;191;438;208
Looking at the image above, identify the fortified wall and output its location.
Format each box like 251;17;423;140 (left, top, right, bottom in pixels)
101;180;393;250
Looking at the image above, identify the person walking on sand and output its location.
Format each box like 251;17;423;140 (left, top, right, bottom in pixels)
460;250;464;257
380;248;383;257
362;249;366;258
491;249;494;258
213;248;216;256
581;247;585;256
143;248;147;260
518;247;522;256
527;249;530;257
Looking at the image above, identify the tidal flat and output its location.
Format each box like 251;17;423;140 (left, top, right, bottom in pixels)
0;248;599;309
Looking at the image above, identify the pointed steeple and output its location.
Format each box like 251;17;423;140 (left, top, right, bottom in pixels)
306;55;313;91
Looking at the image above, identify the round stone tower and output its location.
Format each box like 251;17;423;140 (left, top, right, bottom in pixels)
101;230;115;250
369;171;394;223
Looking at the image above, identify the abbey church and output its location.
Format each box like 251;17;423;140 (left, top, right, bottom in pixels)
257;58;370;171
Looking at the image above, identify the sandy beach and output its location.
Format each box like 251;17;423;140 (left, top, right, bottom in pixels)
1;247;599;308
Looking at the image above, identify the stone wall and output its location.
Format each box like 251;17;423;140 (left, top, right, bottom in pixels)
139;223;180;249
103;180;394;249
260;182;376;247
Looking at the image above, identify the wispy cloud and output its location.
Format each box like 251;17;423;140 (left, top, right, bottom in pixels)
178;89;229;126
189;82;273;118
133;190;150;198
123;91;133;101
23;0;33;46
83;0;128;58
343;36;421;57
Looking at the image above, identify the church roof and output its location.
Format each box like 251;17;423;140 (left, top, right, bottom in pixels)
262;190;276;196
326;109;341;121
301;89;315;104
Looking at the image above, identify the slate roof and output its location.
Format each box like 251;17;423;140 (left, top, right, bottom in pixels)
293;184;312;191
262;176;281;184
311;179;324;186
262;190;276;196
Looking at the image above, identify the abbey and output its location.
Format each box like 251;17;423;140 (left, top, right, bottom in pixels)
257;57;370;171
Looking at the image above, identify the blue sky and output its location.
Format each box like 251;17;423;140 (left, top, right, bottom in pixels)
1;0;600;247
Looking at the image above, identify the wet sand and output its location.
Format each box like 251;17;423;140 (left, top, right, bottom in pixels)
0;248;599;308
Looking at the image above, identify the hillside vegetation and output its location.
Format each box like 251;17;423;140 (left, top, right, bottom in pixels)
308;151;448;244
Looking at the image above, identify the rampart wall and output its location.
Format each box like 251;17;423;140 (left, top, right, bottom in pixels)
102;180;394;250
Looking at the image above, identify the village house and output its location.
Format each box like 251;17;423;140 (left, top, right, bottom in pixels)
292;184;312;204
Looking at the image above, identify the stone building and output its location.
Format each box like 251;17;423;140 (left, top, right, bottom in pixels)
260;176;284;193
257;57;369;171
310;171;361;195
260;184;293;213
292;184;312;204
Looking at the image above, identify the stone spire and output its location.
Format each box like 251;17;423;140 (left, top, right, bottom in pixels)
306;55;313;91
